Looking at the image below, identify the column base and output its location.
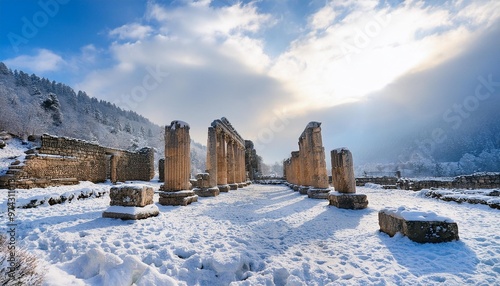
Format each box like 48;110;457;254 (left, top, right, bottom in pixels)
299;186;310;195
237;182;246;188
159;190;198;206
218;184;230;192
194;187;220;197
102;204;160;220
307;188;331;199
229;183;239;190
328;192;368;209
291;184;299;191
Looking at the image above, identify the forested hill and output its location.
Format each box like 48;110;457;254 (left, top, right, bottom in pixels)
0;62;207;174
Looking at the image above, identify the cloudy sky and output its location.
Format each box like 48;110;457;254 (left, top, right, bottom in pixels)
1;0;500;164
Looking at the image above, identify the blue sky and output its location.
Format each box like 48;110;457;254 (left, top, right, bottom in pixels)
1;0;500;164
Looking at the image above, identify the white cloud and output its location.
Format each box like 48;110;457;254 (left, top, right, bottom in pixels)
109;23;153;40
76;0;500;163
268;0;500;115
3;49;65;73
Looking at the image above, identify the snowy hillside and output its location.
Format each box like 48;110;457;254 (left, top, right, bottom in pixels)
0;63;208;175
1;182;498;285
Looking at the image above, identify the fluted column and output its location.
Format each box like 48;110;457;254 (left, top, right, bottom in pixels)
159;120;198;206
163;121;190;191
206;126;217;187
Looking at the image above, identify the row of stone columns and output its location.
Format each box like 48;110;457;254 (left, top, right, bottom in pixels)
284;122;330;199
206;118;249;193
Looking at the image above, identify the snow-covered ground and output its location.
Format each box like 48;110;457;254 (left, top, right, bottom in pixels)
1;181;499;285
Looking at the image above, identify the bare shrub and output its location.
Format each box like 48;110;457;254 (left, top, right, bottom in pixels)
0;235;44;285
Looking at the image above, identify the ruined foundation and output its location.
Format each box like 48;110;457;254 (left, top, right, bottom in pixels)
193;173;220;197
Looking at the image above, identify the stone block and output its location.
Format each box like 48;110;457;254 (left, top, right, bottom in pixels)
218;184;230;192
194;187;220;197
102;204;159;220
159;190;198;206
237;183;245;188
299;186;310;195
307;188;330;199
109;185;154;207
229;183;238;190
195;173;211;188
378;207;459;243
328;192;368;209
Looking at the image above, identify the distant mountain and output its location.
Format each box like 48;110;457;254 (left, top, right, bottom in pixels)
0;62;207;175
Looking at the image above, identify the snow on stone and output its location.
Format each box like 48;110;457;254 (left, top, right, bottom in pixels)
103;204;159;216
0;136;29;175
0;182;498;285
381;206;455;222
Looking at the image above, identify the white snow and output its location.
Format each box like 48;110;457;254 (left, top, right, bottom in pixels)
0;182;499;285
103;205;159;216
0;136;29;175
380;206;455;222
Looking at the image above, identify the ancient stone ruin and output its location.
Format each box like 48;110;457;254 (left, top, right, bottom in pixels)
0;134;154;189
205;118;249;193
245;140;260;182
329;148;368;209
102;184;159;220
283;122;330;199
159;121;198;206
378;207;459;243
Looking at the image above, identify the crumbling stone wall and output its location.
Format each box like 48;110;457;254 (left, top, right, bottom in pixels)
398;173;500;190
0;134;154;189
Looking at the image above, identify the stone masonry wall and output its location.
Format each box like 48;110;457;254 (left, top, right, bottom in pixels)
0;134;154;189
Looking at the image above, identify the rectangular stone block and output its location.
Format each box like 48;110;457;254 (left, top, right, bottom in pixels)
378;207;459;243
159;190;198;206
110;184;154;207
103;204;159;220
328;192;368;209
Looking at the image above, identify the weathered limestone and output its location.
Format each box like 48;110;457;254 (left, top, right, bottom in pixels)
200;126;220;197
329;148;368;209
0;134;155;189
159;121;198;206
158;158;165;182
102;184;159;220
209;117;247;191
379;207;459;243
193;173;220;197
283;122;330;198
331;148;356;193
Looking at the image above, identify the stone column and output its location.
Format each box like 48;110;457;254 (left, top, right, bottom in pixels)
303;122;330;199
291;151;300;191
227;140;238;190
331;148;356;193
328;148;368;209
217;131;229;192
194;126;220;197
206;126;218;188
159;120;198;206
298;136;310;194
237;146;246;187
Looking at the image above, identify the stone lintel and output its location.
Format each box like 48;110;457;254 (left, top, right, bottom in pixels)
328;192;368;209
